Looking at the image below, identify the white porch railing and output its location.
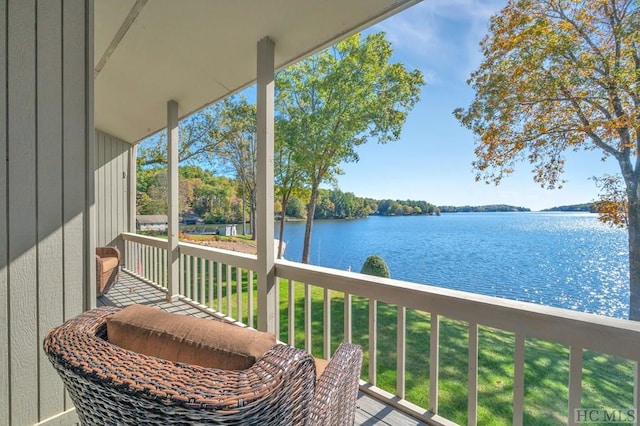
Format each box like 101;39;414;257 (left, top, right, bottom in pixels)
120;233;640;426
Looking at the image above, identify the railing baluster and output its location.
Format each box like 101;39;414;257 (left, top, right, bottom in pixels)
208;260;214;309
146;244;151;280
139;242;143;276
128;240;133;272
185;255;191;300
226;264;232;317
143;244;148;279
153;247;158;284
305;283;312;353
125;240;130;272
157;247;161;285
468;322;478;426
236;267;242;323
179;253;184;295
138;242;143;276
430;313;439;414
397;305;406;399
191;256;198;302
344;293;352;344
157;248;162;287
149;246;153;282
200;258;206;305
248;270;254;328
324;287;331;360
160;248;164;285
138;243;143;277
568;346;583;426
217;262;222;312
369;299;377;386
513;334;525;426
288;279;295;346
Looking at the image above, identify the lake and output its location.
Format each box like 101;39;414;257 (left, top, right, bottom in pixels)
276;212;630;319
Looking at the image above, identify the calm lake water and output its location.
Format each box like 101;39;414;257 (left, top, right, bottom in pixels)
277;212;630;319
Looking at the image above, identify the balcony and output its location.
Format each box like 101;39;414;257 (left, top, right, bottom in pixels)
113;232;640;426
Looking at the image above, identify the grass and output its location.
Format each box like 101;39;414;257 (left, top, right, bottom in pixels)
178;265;634;426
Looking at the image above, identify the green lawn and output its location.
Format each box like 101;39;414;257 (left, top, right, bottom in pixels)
185;266;635;426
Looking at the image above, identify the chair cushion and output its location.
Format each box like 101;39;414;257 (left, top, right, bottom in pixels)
100;256;119;271
106;304;276;370
314;357;329;380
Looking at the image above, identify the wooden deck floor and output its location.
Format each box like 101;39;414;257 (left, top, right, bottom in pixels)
99;271;428;426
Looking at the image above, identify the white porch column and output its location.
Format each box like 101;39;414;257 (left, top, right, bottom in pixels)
167;100;180;301
256;37;276;334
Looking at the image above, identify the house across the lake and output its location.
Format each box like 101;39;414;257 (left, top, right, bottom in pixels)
181;213;199;225
136;215;168;232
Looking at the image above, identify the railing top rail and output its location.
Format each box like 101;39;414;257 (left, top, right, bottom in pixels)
121;232;167;249
179;241;258;271
275;259;640;360
121;233;259;271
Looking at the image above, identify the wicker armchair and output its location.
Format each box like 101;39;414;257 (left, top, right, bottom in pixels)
96;246;120;296
44;307;363;425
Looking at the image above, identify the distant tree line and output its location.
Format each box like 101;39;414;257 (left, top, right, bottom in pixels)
137;165;246;225
376;199;439;216
138;164;440;223
438;204;530;213
541;203;596;213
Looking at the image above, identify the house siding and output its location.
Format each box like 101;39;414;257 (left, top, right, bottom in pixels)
1;0;92;424
95;129;133;251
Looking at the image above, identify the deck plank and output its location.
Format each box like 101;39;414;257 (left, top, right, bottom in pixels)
100;271;428;426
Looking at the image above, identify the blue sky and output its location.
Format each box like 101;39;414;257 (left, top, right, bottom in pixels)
333;0;620;211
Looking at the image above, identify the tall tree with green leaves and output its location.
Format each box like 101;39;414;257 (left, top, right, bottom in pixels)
276;32;424;263
137;108;225;168
215;97;258;239
274;123;308;258
454;0;640;319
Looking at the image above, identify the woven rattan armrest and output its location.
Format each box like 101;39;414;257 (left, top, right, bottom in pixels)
96;246;120;261
311;343;363;425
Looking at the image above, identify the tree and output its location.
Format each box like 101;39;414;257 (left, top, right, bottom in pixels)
276;32;424;263
361;255;391;278
137;107;225;168
454;0;640;319
215;97;258;239
274;119;308;258
285;196;305;218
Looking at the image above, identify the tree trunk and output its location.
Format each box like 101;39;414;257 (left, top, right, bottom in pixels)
302;185;319;264
250;188;257;241
628;192;640;320
278;196;288;259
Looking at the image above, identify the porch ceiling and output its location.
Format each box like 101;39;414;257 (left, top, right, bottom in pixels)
94;0;420;144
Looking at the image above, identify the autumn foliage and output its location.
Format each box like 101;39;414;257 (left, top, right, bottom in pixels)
455;0;640;319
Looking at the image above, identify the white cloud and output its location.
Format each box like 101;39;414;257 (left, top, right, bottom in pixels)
373;0;506;82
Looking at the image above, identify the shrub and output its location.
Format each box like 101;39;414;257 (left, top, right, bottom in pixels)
360;254;390;278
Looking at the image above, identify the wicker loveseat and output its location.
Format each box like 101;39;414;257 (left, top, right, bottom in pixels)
44;306;363;425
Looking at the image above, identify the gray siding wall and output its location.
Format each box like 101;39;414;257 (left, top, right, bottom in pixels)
95;129;133;251
1;0;92;424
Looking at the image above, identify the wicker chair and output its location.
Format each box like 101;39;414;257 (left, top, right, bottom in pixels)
44;307;363;425
95;246;120;296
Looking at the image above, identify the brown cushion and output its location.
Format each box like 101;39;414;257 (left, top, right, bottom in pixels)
100;257;119;271
314;357;329;380
106;304;276;370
